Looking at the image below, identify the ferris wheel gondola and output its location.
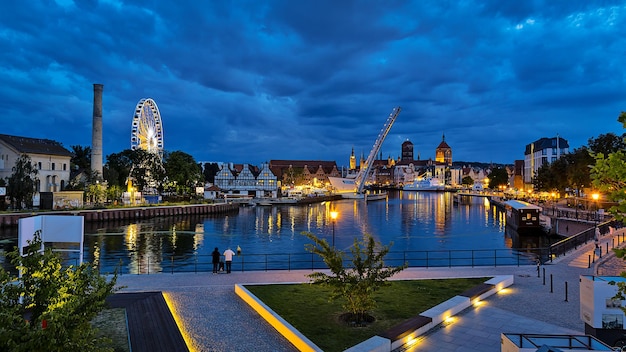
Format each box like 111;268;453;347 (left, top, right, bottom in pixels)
131;98;164;158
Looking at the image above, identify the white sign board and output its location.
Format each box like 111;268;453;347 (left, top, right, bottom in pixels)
580;275;626;329
18;215;84;264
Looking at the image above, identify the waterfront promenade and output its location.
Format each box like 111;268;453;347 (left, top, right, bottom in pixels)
114;226;626;352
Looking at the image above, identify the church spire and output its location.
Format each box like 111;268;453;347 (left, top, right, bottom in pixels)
349;146;356;170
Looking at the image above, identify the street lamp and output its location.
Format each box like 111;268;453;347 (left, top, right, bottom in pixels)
592;193;599;227
591;193;600;241
330;211;338;247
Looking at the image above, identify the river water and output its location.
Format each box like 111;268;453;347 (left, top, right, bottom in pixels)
0;191;547;273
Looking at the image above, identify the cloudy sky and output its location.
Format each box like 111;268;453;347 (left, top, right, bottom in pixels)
1;1;624;166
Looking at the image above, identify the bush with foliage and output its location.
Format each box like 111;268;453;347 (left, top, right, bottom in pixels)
0;232;119;352
302;232;407;324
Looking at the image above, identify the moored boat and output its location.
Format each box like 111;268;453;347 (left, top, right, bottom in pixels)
504;200;543;234
365;191;388;201
403;177;445;191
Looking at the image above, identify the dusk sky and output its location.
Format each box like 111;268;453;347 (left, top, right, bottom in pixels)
1;1;625;166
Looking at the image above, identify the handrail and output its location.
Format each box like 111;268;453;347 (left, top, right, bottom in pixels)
549;219;617;258
74;248;538;275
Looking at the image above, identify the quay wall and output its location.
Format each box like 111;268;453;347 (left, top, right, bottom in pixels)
0;203;239;228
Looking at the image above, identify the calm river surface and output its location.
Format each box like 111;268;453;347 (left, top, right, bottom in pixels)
1;191;546;273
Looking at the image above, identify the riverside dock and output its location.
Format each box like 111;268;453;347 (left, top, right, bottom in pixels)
0;202;239;228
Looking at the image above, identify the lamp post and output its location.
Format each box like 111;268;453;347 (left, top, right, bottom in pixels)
591;193;600;248
592;193;599;235
330;211;338;247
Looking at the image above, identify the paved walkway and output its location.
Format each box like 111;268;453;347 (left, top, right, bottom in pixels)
115;227;626;352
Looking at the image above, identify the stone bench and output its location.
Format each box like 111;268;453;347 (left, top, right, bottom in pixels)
379;315;433;341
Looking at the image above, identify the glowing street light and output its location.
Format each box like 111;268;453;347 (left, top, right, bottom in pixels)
591;193;600;245
330;211;339;247
592;193;600;224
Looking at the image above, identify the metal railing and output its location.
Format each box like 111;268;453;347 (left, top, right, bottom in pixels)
549;220;619;259
83;248;538;275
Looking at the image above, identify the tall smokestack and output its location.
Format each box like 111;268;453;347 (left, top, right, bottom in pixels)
91;84;103;178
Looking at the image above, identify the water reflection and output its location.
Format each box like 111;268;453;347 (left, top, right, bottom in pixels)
0;191;538;273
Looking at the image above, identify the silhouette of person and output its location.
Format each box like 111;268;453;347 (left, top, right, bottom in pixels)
211;247;221;273
223;247;236;274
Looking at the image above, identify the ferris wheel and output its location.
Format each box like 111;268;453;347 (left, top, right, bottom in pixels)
130;98;164;158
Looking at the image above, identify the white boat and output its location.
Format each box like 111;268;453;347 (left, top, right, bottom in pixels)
328;176;358;194
365;191;388;201
403;177;445;191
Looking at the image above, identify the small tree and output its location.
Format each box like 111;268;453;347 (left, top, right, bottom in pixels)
6;154;38;210
0;232;119;351
461;176;473;187
106;185;123;205
163;151;203;196
302;232;406;324
487;167;508;189
86;182;107;206
70;145;92;171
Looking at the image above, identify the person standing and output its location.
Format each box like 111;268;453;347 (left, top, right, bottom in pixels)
211;247;221;274
223;247;236;274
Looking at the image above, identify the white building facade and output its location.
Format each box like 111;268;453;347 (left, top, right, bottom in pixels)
0;134;72;193
524;136;569;185
214;162;278;198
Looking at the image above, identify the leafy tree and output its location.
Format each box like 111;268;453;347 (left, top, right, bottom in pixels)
588;132;626;156
487;167;508;189
129;149;166;194
0;232;118;351
302;232;407;324
6;154;38;210
70;145;92;171
163;151;203;196
86;182;107;206
106;185;123;205
461;176;473;187
103;150;134;187
564;147;594;196
532;163;554;192
104;149;165;193
285;166;304;186
591;151;626;220
203;162;221;183
533;158;568;194
594;112;626;304
531;147;593;196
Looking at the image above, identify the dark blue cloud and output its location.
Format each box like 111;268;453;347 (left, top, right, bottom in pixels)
0;0;624;166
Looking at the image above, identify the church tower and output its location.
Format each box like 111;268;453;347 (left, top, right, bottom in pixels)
349;147;357;171
435;134;452;166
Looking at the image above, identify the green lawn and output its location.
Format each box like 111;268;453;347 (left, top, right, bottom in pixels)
246;277;488;352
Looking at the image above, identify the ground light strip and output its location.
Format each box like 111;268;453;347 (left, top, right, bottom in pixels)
162;292;197;352
234;284;323;352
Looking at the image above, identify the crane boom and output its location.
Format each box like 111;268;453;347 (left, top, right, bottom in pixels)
355;106;401;194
